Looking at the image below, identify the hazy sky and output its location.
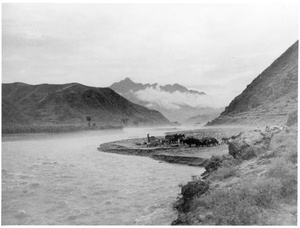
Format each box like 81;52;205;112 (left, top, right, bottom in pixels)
2;3;298;107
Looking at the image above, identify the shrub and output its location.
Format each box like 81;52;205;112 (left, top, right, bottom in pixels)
259;150;277;159
285;149;297;164
193;177;283;225
252;178;281;207
267;159;297;197
211;166;238;180
202;186;261;225
286;110;297;126
270;131;297;149
268;131;297;165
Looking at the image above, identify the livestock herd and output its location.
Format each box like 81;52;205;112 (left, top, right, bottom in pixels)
145;124;289;148
146;133;220;148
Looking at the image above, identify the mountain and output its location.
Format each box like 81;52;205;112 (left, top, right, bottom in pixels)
109;78;219;122
110;77;205;96
207;41;298;126
2;83;170;127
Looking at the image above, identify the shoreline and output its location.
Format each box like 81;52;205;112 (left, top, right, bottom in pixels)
98;140;210;167
97;125;297;225
97;126;249;167
171;126;297;225
2;125;124;134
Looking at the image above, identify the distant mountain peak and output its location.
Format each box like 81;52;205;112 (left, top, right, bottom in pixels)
123;77;134;83
110;78;205;95
109;78;210;122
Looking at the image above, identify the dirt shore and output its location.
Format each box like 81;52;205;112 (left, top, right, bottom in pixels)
97;126;249;167
98;138;226;166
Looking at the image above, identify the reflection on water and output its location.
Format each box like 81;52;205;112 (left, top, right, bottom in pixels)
2;126;203;225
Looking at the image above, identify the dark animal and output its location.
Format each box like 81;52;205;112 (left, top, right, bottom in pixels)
198;138;207;147
199;137;219;147
165;134;185;145
181;137;201;147
221;137;229;144
204;137;219;146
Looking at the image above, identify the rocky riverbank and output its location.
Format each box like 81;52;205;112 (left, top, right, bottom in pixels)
172;126;297;225
98;125;297;225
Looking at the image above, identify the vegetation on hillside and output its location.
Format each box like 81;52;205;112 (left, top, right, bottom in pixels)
173;125;297;225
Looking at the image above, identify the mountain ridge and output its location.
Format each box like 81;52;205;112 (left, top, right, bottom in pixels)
207;41;298;126
109;78;221;122
110;77;206;96
2;83;170;127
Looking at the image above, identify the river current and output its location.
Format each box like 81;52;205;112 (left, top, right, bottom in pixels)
2;126;203;225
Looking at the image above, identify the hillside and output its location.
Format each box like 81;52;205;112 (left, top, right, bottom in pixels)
2;83;170;128
208;41;298;126
110;78;221;122
172;126;297;225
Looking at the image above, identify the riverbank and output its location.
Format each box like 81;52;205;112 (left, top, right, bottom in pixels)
172;125;297;225
98;126;247;167
2;124;123;134
99;139;211;166
98;127;251;167
98;125;297;225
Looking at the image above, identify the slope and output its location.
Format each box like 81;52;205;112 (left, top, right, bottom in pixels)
208;41;298;126
2;83;170;127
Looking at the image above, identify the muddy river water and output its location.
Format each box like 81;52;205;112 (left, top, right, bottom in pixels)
2;126;204;225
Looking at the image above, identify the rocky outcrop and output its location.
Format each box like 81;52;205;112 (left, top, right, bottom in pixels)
173;180;209;215
200;154;235;179
228;130;273;159
181;181;209;201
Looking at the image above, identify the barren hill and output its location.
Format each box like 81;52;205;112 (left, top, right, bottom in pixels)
2;83;170;127
208;41;298;126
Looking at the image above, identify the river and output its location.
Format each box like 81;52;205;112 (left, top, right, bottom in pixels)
2;126;204;225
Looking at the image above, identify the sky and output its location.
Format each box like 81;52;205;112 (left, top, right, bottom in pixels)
2;3;298;107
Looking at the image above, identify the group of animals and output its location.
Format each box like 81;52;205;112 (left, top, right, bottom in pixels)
145;124;289;148
146;133;220;148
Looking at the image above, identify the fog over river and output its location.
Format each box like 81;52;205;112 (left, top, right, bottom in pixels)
2;126;203;225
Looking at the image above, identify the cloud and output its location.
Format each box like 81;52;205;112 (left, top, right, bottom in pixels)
134;86;217;109
2;3;298;104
